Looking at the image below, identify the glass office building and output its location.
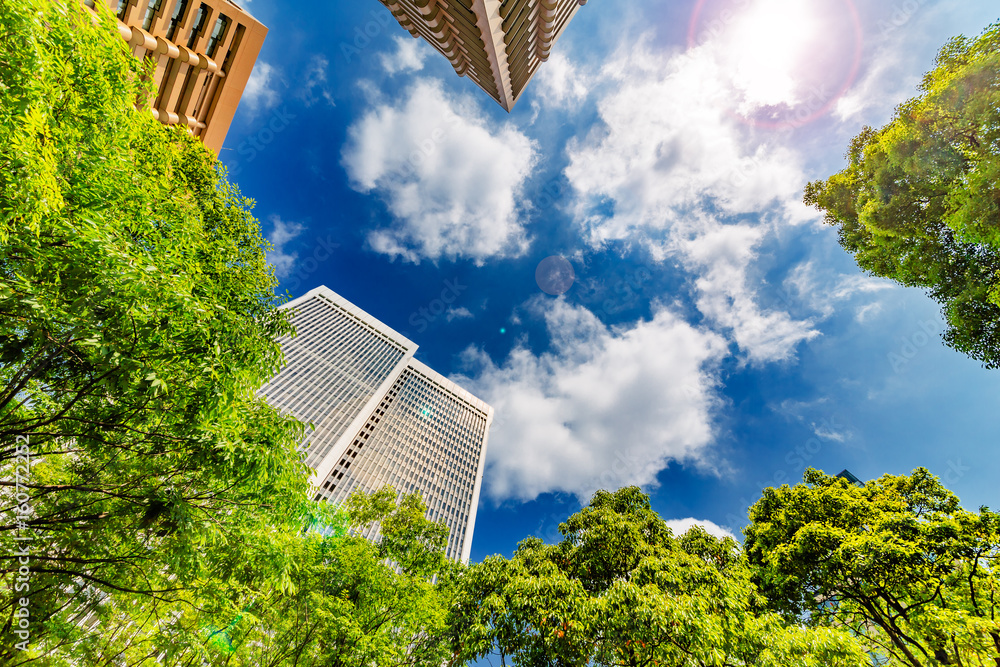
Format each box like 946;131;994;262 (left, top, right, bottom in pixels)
260;286;492;562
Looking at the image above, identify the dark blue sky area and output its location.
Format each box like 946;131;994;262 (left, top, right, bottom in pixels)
223;0;1000;559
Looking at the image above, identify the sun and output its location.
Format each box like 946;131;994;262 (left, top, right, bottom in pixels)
725;0;822;110
688;0;863;127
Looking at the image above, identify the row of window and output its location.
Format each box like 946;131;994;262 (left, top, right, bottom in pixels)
110;0;229;56
389;377;483;478
316;369;486;557
313;294;410;355
282;299;404;386
262;298;410;469
268;292;489;560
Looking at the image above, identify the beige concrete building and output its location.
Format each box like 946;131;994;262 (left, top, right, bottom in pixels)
376;0;590;111
85;0;267;153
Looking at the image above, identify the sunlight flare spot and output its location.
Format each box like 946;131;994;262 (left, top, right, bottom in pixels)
688;0;864;127
725;0;822;110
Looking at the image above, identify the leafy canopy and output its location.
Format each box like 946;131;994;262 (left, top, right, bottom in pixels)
0;0;309;660
67;487;456;667
804;22;1000;367
745;468;1000;667
447;487;869;667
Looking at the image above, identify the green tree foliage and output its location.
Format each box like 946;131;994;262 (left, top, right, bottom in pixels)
804;22;1000;367
447;487;869;667
745;468;1000;666
58;487;455;667
0;0;310;659
0;3;465;664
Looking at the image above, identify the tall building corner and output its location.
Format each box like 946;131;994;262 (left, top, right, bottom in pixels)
85;0;267;153
374;0;590;111
259;286;494;563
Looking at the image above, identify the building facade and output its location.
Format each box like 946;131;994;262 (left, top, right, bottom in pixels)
259;286;492;563
375;0;591;111
85;0;266;153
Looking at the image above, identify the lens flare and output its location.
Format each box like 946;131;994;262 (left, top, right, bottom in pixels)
688;0;863;128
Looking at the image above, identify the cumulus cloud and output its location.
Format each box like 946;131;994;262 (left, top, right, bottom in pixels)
380;35;428;75
342;80;537;264
456;298;728;503
679;219;820;364
446;306;474;322
783;260;894;319
533;52;589;109
565;34;818;363
664;518;737;541
242;62;279;116
265;217;305;279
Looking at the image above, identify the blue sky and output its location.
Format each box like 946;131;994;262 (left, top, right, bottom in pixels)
223;0;1000;559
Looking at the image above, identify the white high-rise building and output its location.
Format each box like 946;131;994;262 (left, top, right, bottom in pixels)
259;286;492;562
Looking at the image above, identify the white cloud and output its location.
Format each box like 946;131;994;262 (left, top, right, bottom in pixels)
565;35;817;363
265;217;305;279
855;301;884;323
341;80;537;264
773;399;852;445
456;298;728;503
446;306;474;322
242;62;279;116
533;52;589;109
834;0;959;124
834;45;909;123
380;35;428;75
664;517;737;541
679;220;820;364
783;260;894;319
300;55;335;107
813;424;847;442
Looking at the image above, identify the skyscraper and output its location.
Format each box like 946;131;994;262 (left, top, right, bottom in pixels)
374;0;591;111
259;286;493;563
85;0;267;152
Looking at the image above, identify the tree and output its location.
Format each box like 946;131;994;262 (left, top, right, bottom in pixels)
804;22;1000;367
745;468;1000;666
59;487;455;667
0;0;310;659
447;487;869;667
